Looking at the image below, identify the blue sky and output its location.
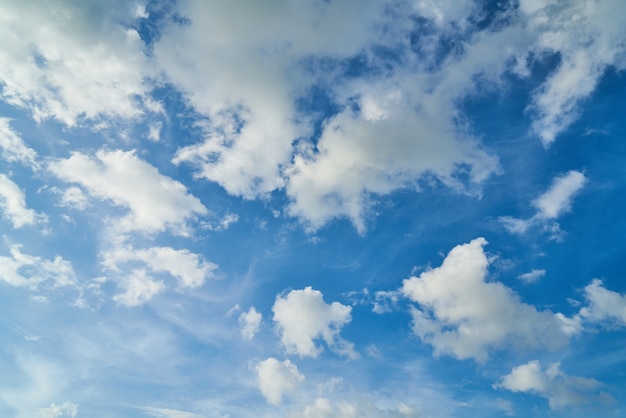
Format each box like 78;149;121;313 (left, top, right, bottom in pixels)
1;0;626;417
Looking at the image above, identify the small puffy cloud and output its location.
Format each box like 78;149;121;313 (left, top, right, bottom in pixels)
577;279;626;325
103;246;217;289
401;238;567;362
501;171;586;236
49;149;208;235
112;269;165;307
533;171;587;219
38;401;78;418
0;174;42;228
518;269;546;284
0;244;75;289
0;118;39;169
239;306;262;341
256;357;304;406
495;360;611;410
272;287;356;358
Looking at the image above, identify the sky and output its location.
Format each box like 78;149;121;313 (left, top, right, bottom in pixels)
0;0;626;417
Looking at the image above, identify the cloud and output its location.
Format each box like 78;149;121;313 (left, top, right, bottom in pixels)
103;246;217;289
0;244;75;289
495;360;611;410
518;269;546;284
521;0;626;144
0;118;39;169
38;401;78;418
142;407;201;418
293;397;423;418
401;238;567;362
577;279;626;326
0;174;43;228
239;306;262;341
112;269;165;307
272;287;357;359
0;0;153;126
256;357;304;406
48;149;208;235
501;170;586;236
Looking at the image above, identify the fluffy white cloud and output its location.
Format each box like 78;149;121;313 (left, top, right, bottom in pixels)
401;238;567;362
257;357;304;406
0;0;153;126
38;401;78;418
273;287;356;358
239;306;262;341
0;118;39;169
0;244;75;289
533;170;587;219
103;246;217;289
112;269;165;307
518;269;546;284
495;360;610;410
0;174;42;228
520;0;626;144
577;279;626;325
49;149;208;235
501;170;586;235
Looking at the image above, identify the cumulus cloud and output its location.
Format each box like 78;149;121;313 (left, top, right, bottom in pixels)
521;0;626;144
49;149;208;235
401;238;567;362
0;0;153;126
273;287;357;359
0;174;43;228
501;170;586;236
518;269;546;284
239;306;262;341
0;244;75;289
38;401;78;418
103;246;217;289
577;279;626;326
257;358;304;406
112;269;165;307
0;118;39;169
293;397;421;418
495;360;612;410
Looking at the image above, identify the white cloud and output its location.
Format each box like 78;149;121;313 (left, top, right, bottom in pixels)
0;118;39;169
401;238;567;362
239;306;262;341
142;407;201;418
49;149;208;235
38;401;78;418
0;174;42;228
577;279;626;325
0;0;153;126
495;360;611;410
103;246;217;289
501;170;586;236
272;287;357;359
112;269;165;307
293;397;422;418
0;244;75;289
58;187;89;210
256;357;304;406
533;171;587;219
518;269;546;284
521;0;626;144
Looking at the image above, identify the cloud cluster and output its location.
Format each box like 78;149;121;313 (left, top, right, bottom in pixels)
272;287;356;359
257;357;304;406
0;118;39;170
495;360;611;410
0;244;75;289
402;238;567;362
0;174;43;228
49;149;208;236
